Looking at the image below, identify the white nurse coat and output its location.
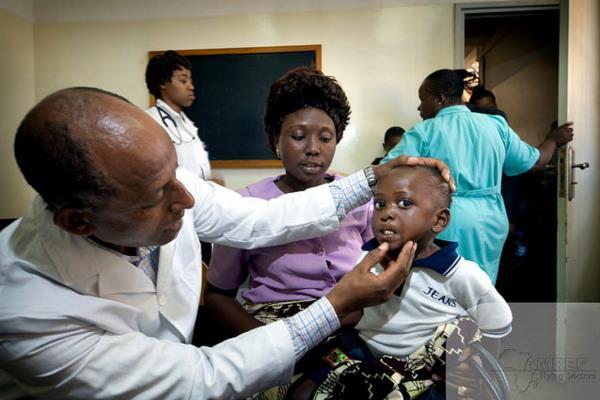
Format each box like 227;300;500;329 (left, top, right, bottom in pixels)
147;99;212;180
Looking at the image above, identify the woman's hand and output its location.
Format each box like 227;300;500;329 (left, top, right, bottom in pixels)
431;346;483;399
374;155;456;192
548;121;574;146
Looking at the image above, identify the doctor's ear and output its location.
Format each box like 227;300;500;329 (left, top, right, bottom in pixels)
53;208;95;236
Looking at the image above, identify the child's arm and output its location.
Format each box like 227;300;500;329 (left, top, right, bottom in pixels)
469;288;512;338
203;283;264;336
456;262;512;338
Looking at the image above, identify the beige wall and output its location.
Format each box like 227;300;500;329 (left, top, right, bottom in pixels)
31;5;454;191
0;10;35;218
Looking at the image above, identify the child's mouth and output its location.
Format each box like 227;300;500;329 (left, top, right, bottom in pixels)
378;227;400;241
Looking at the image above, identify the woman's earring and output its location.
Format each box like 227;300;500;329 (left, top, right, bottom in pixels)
275;148;281;159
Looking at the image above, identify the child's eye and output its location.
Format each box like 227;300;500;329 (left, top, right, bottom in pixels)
374;199;386;209
292;135;304;141
397;199;413;208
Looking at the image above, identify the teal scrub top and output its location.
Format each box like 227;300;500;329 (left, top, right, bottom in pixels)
382;105;539;283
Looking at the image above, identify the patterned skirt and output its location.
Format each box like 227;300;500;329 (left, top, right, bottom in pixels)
243;299;317;400
291;317;482;400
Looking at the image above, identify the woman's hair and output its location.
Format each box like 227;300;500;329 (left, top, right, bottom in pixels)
424;69;478;104
145;50;192;99
264;67;351;154
468;85;496;105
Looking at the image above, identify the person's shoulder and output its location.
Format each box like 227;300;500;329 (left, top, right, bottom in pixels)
410;117;442;138
145;105;158;116
467;106;508;126
449;257;493;291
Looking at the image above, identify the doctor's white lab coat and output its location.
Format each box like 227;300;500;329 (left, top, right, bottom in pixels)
0;168;342;399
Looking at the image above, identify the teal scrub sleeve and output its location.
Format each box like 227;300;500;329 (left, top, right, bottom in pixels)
501;124;540;176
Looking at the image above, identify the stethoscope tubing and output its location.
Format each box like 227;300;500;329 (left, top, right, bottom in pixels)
156;105;197;145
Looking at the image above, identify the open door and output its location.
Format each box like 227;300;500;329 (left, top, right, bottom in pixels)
455;3;600;397
557;0;599;302
554;0;600;391
456;0;600;302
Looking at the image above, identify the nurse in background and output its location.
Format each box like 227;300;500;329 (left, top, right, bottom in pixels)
384;69;573;284
145;50;224;185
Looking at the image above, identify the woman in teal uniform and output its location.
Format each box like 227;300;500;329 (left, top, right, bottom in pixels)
384;69;573;283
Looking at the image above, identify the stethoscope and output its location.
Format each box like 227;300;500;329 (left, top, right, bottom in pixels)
156;105;197;145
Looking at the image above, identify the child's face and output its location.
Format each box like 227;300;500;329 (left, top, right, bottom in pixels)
372;167;449;256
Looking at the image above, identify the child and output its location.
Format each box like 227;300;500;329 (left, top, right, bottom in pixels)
371;126;405;165
290;164;512;400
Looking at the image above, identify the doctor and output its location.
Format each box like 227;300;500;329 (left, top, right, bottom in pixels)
145;50;223;185
0;87;453;399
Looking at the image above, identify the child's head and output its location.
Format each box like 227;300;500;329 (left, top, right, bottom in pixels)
382;126;405;153
372;165;451;258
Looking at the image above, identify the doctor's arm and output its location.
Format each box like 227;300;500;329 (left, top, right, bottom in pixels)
189;156;453;250
1;242;414;400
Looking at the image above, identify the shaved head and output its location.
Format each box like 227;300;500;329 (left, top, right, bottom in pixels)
14;87;170;211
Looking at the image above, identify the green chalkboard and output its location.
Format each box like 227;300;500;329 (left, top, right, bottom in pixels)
149;45;321;168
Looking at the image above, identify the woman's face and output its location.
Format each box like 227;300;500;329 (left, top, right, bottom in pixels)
276;107;337;188
417;80;442;120
159;68;195;112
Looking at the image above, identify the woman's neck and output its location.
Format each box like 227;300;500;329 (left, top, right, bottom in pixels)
160;97;182;114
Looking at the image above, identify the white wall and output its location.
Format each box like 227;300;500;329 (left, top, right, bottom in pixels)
31;5;454;192
0;10;36;218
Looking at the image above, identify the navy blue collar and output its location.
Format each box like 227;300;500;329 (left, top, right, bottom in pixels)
362;238;461;276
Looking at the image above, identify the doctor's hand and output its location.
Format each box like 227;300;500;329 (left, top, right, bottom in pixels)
326;241;416;320
374;155;456;192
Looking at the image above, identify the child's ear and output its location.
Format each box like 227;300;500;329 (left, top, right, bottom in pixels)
432;208;450;233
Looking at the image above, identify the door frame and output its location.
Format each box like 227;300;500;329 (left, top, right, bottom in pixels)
454;0;564;302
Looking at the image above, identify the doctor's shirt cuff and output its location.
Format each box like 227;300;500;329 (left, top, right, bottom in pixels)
283;297;340;361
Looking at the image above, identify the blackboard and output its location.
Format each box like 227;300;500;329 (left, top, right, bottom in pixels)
149;45;321;168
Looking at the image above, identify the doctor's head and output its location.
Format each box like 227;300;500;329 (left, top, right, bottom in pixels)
14;87;195;251
145;50;195;113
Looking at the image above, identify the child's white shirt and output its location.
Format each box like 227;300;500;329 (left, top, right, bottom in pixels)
355;240;512;358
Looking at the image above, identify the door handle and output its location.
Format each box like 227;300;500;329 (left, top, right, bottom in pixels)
566;147;590;201
572;162;590;170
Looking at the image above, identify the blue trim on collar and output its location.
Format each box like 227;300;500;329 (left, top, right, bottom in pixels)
361;238;460;276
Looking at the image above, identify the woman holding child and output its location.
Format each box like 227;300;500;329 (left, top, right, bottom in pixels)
384;69;574;284
204;67;373;338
